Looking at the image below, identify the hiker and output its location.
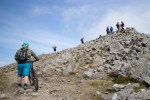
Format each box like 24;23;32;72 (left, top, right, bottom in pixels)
106;26;110;34
15;43;39;90
81;37;84;44
116;21;125;33
110;26;113;33
116;22;119;30
121;21;124;28
106;26;113;34
99;35;102;38
52;44;57;52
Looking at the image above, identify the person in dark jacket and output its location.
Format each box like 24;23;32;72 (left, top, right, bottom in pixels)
110;26;113;33
81;37;84;44
121;21;124;28
106;26;110;34
116;22;119;30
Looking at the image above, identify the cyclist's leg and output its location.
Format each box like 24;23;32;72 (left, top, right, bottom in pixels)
23;63;30;89
17;64;23;87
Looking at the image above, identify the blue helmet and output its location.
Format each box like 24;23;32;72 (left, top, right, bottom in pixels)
22;42;29;48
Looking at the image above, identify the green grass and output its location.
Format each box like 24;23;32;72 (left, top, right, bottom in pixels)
112;76;138;84
112;76;148;92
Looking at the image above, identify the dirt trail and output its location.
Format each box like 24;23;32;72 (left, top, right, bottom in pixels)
0;65;113;100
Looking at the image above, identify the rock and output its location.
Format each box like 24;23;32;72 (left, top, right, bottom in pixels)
63;65;73;75
83;68;94;78
0;93;6;99
113;84;126;91
125;83;140;89
112;60;123;71
140;89;146;92
102;94;114;100
93;55;103;65
111;93;117;100
110;42;125;54
95;91;102;95
111;89;133;100
128;92;145;100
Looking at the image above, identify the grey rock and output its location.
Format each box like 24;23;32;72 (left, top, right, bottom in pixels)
102;94;114;100
113;84;126;91
83;68;94;78
110;42;125;54
0;93;5;99
95;91;102;95
111;89;133;100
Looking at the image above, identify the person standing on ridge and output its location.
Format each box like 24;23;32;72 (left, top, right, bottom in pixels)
116;21;125;33
121;21;124;28
116;22;119;30
81;37;84;44
106;26;110;34
15;43;39;90
52;44;57;52
110;26;113;33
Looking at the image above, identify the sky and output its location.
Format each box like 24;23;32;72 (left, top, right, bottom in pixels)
0;0;150;67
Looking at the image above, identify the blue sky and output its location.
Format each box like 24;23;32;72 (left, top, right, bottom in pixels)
0;0;150;67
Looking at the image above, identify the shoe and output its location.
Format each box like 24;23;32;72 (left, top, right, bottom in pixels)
24;84;27;90
18;84;21;88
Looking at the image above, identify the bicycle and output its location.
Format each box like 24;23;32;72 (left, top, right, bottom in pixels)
29;61;38;92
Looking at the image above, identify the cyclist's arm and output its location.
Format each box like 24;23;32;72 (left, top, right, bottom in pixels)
31;50;39;61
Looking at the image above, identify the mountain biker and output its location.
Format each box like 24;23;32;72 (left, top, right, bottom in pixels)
15;43;39;90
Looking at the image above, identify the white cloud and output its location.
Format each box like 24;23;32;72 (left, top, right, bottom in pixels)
30;6;52;15
61;5;99;32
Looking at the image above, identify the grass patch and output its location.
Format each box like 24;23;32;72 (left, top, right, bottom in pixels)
89;92;102;100
106;88;116;93
133;82;148;92
112;76;138;84
88;79;114;94
112;76;148;92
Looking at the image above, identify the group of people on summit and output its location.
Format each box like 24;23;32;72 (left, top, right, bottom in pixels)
106;21;125;34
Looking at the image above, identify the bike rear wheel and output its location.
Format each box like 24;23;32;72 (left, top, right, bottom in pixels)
33;69;38;91
29;69;38;91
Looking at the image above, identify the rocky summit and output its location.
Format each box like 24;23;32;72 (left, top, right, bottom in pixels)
1;27;150;100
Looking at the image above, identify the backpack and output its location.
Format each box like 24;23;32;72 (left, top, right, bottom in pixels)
18;48;28;63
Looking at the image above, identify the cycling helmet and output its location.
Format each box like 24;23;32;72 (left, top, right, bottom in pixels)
22;42;29;47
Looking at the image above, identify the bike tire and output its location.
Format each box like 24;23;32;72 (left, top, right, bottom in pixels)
29;69;34;86
32;69;38;91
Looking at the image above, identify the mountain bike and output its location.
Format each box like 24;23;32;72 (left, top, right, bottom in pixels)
29;62;38;92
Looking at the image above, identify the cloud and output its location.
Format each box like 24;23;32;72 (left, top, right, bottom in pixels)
30;6;52;15
61;5;100;35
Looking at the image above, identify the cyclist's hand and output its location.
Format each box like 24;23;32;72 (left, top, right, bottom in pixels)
28;58;36;63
